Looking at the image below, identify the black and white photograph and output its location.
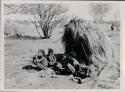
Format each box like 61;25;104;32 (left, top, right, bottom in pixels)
4;1;120;89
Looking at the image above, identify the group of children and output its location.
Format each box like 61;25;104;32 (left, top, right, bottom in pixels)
33;49;57;71
32;49;91;83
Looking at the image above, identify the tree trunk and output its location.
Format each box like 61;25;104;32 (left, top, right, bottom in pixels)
48;30;52;39
42;29;49;39
35;23;42;39
42;27;53;39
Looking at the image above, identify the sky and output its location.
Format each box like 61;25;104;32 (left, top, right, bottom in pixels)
67;3;119;21
5;3;120;21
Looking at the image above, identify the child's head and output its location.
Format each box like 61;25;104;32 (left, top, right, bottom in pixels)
48;48;54;54
69;52;76;58
38;49;45;56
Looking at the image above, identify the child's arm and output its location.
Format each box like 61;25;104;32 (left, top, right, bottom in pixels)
53;55;56;62
38;57;48;68
35;54;38;62
35;54;42;63
37;57;42;63
49;54;56;63
33;54;38;65
72;58;79;65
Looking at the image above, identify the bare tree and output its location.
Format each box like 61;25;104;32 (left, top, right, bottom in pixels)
5;4;68;39
89;4;111;23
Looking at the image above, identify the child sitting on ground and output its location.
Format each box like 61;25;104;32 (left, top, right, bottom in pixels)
66;53;80;76
46;48;63;74
66;52;91;83
33;49;48;70
47;48;57;67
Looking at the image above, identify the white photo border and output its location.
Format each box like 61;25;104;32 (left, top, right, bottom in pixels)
1;0;125;91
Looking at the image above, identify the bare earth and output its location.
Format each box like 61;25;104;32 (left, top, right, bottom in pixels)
4;30;120;89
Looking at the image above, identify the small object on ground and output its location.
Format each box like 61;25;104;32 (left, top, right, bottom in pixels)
51;74;57;78
77;78;82;84
69;75;79;83
72;78;78;83
70;75;90;84
81;78;92;83
39;70;46;78
46;68;55;75
75;77;82;84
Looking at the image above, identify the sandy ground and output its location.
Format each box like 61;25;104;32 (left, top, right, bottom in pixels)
4;30;120;89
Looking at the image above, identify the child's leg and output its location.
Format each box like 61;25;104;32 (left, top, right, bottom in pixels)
33;57;36;64
67;63;76;75
37;63;47;70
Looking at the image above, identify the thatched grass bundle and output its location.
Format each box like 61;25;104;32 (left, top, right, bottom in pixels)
62;18;119;79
